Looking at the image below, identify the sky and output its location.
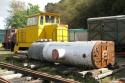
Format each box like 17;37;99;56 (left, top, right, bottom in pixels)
0;0;61;29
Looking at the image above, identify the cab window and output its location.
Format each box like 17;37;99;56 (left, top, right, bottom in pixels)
40;16;43;24
27;16;38;26
45;16;55;23
56;17;60;23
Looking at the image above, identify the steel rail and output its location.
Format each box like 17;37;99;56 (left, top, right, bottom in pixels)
0;62;79;83
0;77;10;83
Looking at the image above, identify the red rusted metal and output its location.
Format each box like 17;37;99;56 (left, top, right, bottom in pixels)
3;29;17;50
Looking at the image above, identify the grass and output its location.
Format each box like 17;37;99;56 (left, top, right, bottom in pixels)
101;69;125;83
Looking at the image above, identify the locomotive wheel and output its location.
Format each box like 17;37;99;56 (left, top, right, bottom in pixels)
92;41;115;68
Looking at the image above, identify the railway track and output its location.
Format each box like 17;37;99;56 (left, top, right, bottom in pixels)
0;62;79;83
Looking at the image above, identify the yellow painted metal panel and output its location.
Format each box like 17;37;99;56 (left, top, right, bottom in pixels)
16;24;68;43
38;26;45;39
17;26;39;43
44;24;57;41
25;27;38;42
57;25;68;41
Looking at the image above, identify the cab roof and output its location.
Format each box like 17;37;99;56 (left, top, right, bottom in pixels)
27;12;60;18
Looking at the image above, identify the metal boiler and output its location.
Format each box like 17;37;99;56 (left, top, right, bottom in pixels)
28;41;115;68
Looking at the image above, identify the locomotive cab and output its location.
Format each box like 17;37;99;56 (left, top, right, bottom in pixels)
14;12;68;53
27;13;60;26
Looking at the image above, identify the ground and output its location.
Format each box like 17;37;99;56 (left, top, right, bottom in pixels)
101;57;125;83
0;46;125;83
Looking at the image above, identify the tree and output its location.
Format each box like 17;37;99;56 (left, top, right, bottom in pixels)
5;0;40;29
45;0;125;28
9;0;26;15
27;3;40;16
45;0;94;28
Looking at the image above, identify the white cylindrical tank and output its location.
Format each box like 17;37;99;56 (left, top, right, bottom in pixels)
28;41;115;68
28;42;63;61
28;42;46;61
42;41;115;68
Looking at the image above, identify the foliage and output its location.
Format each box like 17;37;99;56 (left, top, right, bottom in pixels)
6;11;27;28
27;3;40;16
5;1;40;29
45;0;125;28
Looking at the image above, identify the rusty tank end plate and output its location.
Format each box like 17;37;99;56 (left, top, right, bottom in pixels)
92;41;115;68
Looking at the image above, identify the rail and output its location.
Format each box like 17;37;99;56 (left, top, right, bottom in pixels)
0;62;79;83
0;77;10;83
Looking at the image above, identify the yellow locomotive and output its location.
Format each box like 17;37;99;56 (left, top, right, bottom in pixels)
14;12;68;52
